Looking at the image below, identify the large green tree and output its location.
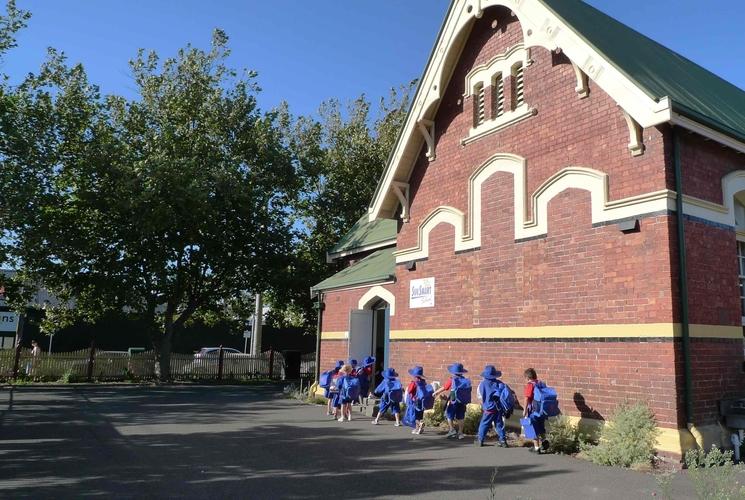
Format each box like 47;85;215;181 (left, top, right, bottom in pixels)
0;28;296;378
267;86;414;330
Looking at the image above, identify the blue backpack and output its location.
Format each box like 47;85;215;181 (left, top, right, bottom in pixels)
452;376;472;404
343;377;361;400
387;379;404;403
497;382;516;418
319;370;334;389
415;383;435;410
532;381;560;418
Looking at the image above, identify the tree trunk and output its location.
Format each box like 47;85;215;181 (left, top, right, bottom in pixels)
158;321;174;382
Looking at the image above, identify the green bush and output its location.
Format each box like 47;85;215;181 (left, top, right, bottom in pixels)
424;397;447;427
685;446;745;500
58;369;78;384
547;416;580;455
462;405;483;435
585;402;659;468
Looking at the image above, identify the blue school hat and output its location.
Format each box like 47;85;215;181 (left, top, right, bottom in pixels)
447;363;468;375
349;358;358;367
382;367;399;379
408;366;426;379
362;356;375;367
334;360;344;370
481;365;502;380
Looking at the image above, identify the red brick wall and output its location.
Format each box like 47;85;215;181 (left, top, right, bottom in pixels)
319;340;347;374
388;339;680;428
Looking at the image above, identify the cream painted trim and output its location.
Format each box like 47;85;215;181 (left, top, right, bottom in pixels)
327;240;396;261
620;107;645;157
672;113;745;156
571;61;589;98
681;170;745;227
736;230;745;242
319;280;395;295
462;104;534;145
369;0;674;221
394;153;676;263
358;286;396;316
321;331;347;340
388;323;743;340
463;43;527;97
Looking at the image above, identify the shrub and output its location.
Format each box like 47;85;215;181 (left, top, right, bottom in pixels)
547;416;579;455
685;446;745;500
585;401;659;468
462;405;483;435
424;397;447;427
58;369;78;384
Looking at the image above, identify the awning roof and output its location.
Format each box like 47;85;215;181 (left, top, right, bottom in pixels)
312;247;395;293
328;214;396;257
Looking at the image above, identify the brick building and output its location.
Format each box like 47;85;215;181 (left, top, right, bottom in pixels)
312;0;745;456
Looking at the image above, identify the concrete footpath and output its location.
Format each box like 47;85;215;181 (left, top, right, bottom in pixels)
0;385;699;499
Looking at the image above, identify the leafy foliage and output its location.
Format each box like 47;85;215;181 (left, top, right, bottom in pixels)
685;446;745;500
0;27;296;379
546;416;580;455
585;402;660;468
424;397;447;427
267;85;415;330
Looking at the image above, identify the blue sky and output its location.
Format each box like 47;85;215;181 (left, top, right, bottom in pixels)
3;1;745;118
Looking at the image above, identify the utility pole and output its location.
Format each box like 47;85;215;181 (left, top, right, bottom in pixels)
250;293;263;355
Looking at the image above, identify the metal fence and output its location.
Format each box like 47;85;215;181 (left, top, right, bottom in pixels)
0;347;289;382
300;352;315;379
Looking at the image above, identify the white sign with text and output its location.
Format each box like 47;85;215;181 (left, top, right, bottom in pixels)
410;277;435;309
0;311;18;333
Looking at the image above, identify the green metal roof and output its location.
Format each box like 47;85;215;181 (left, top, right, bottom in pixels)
328;214;396;256
312;247;395;292
541;0;745;142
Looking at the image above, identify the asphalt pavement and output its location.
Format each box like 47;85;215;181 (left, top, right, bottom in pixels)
0;385;699;499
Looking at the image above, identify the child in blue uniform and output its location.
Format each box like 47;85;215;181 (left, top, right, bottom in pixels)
325;360;344;416
477;365;508;448
337;364;354;422
433;362;471;439
357;356;375;402
371;367;403;426
407;366;428;435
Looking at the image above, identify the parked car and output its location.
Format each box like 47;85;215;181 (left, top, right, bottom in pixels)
190;347;250;375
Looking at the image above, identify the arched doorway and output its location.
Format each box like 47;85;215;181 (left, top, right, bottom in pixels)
351;286;394;386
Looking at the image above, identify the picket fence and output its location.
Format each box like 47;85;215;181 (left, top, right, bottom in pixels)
0;347;292;382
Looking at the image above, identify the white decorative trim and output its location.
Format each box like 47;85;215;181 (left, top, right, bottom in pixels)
620;108;645;156
671;113;745;156
461;105;533;145
317;280;396;295
326;240;396;262
682;170;745;227
358;286;396;316
417;119;436;162
394;153;677;263
392;182;410;222
571;61;589;98
369;0;674;221
463;43;527;98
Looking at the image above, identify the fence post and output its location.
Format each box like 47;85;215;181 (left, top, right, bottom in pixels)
11;314;25;380
86;341;96;382
217;345;224;381
268;347;274;379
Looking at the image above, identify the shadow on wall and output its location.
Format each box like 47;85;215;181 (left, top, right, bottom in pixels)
573;392;605;438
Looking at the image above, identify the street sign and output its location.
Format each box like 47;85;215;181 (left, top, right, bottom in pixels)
0;311;18;333
243;330;251;339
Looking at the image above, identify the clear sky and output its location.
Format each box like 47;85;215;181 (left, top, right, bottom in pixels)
3;0;745;118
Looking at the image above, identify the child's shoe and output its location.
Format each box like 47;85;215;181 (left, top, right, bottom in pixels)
457;433;466;440
394;422;401;427
446;429;457;438
541;440;550;451
346;416;352;421
497;440;508;448
411;429;418;434
371;420;379;425
476;440;484;447
337;417;345;422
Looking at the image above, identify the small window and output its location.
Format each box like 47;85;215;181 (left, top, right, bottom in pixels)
475;83;486;126
513;63;525;107
493;75;505;117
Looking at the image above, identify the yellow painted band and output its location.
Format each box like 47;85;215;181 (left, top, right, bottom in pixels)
388;323;742;340
320;331;347;340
